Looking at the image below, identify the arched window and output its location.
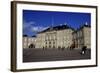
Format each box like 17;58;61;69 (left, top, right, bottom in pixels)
29;44;35;48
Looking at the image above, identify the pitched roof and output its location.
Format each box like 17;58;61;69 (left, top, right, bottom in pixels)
23;34;28;37
38;25;73;33
72;24;91;34
79;24;91;30
32;35;37;37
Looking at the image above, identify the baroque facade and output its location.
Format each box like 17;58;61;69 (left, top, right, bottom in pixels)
72;25;91;49
23;23;91;49
23;35;36;49
35;25;73;49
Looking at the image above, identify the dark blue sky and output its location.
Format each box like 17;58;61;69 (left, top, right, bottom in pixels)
23;10;91;36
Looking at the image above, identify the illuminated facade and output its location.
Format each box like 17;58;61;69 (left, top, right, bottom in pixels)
35;25;73;49
23;24;91;49
72;25;91;49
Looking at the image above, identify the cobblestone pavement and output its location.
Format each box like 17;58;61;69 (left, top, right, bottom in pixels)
23;48;91;62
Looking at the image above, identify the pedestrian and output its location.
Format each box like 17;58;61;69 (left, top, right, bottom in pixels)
81;46;87;55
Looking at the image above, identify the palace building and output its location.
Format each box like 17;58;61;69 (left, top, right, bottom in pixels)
35;24;74;49
72;24;91;49
23;35;36;49
23;23;91;50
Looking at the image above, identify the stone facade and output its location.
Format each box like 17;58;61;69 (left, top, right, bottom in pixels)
72;25;91;49
35;25;73;49
23;24;91;49
23;35;36;49
23;36;28;49
35;33;45;48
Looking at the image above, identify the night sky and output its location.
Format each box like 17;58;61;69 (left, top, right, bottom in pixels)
23;10;91;36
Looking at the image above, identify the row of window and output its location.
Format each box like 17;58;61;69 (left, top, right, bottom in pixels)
45;41;55;44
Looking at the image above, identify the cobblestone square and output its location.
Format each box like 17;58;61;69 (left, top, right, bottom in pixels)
23;48;91;62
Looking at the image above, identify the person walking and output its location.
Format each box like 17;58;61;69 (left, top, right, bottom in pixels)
81;46;87;55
